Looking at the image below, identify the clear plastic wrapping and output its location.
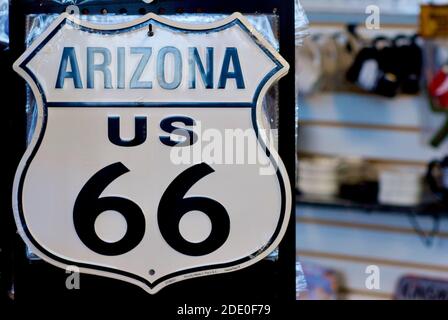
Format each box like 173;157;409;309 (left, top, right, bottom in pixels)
295;0;310;46
294;0;309;297
0;0;8;46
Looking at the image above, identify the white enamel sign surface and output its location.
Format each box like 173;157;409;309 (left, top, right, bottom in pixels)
13;13;291;294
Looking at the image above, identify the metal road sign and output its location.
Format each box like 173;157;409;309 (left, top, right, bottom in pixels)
13;12;291;294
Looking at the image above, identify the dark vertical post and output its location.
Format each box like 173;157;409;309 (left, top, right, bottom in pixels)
277;0;297;302
8;0;28;304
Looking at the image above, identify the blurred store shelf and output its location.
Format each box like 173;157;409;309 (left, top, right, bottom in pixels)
302;0;419;25
296;193;448;216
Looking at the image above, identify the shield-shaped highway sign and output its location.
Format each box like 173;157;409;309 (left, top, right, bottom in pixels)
13;12;291;294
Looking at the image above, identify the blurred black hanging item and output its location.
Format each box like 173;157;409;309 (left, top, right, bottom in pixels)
346;42;380;91
347;36;400;97
373;36;400;97
426;156;448;205
394;34;422;94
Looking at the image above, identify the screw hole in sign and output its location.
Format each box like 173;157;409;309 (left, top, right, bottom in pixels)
65;5;79;16
148;24;154;37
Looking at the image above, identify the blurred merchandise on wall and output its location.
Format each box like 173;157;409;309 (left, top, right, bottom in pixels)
394;275;448;299
296;28;422;98
296;1;448;300
297;262;341;300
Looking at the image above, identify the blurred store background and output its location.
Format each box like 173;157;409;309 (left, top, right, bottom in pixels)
295;0;448;300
